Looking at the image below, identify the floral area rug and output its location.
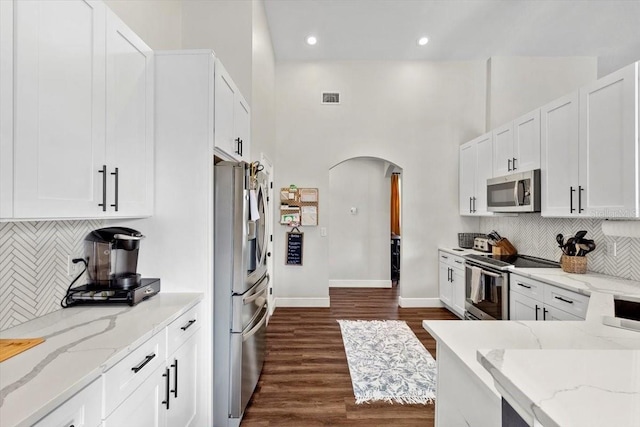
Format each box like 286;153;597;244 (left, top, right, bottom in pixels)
337;319;436;405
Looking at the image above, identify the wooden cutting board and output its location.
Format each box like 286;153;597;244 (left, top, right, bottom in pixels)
0;338;45;363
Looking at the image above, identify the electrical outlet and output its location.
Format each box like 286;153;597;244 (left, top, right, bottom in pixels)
67;255;83;277
605;241;617;257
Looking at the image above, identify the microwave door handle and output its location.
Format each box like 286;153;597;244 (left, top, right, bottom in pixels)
513;181;519;206
518;180;527;205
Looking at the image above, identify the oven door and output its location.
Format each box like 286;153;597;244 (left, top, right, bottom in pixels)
465;264;508;320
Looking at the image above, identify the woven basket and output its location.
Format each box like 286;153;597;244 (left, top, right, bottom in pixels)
561;255;587;274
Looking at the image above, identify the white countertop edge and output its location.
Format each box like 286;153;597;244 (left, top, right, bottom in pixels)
0;292;204;427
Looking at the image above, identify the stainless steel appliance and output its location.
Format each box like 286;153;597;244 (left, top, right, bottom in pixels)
464;253;559;320
214;161;269;427
472;237;492;253
62;227;160;307
487;169;541;213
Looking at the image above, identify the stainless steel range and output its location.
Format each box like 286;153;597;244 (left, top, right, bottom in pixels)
464;254;559;320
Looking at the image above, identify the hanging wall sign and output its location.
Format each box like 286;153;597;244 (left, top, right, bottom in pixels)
286;231;304;265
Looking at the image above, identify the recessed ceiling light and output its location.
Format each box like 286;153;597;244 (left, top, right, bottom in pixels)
306;36;317;46
417;37;429;46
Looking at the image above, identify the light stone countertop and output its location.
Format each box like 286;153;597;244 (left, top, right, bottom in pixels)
0;293;203;427
425;251;640;425
477;349;640;427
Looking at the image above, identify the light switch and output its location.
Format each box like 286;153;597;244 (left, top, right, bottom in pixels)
350;207;358;215
320;227;327;237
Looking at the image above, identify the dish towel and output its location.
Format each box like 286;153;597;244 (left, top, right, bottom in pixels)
470;266;484;303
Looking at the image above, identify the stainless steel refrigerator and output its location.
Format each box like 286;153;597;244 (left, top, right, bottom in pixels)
213;161;269;427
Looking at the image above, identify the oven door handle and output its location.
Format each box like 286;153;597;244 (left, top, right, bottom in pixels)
480;269;502;278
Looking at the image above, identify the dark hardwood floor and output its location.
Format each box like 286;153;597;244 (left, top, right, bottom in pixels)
240;287;459;426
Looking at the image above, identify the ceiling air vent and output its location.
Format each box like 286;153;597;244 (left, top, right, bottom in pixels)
321;92;340;105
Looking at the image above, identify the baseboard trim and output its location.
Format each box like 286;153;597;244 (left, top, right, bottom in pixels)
398;297;444;308
275;297;331;308
328;279;391;288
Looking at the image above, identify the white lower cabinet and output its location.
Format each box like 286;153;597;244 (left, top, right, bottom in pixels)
32;379;102;427
438;251;466;317
510;274;588;321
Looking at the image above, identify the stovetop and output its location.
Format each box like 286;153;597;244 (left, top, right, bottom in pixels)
465;253;560;270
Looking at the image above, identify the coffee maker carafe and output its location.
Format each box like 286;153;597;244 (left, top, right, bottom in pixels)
84;227;145;289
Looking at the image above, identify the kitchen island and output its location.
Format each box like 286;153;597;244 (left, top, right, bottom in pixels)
424;268;640;427
0;293;203;427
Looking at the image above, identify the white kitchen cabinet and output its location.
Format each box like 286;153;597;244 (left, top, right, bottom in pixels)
542;62;640;218
32;379;102;427
167;331;200;427
103;364;167;427
579;62;638;218
510;274;588;321
438;251;466;318
540;91;580;217
12;0;107;219
5;0;153;220
493;110;540;177
0;0;14;219
459;133;493;216
214;59;251;162
104;8;154;217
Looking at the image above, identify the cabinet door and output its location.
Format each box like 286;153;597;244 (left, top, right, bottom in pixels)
167;332;200;427
33;379;102;427
513;109;540;173
214;60;240;160
459;142;476;215
492;123;514;177
509;291;540;321
543;305;583;321
450;265;466;317
438;261;453;307
0;0;13;218
579;63;638;218
474;133;493;215
105;9;154;217
103;365;168;427
234;93;251;162
13;0;106;218
540;92;580;217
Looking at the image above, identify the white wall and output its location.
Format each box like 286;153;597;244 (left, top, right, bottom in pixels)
251;0;276;161
487;56;597;129
274;61;485;305
181;0;253;105
328;158;391;286
104;0;182;50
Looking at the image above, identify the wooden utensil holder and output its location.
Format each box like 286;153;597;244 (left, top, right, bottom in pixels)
561;255;587;274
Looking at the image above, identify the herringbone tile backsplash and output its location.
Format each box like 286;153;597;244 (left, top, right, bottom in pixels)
0;220;103;331
479;215;640;281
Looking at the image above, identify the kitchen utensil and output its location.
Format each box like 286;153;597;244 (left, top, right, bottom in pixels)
556;234;567;254
564;237;576;256
574;230;588;240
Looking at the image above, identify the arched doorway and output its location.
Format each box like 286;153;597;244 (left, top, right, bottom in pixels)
328;157;403;289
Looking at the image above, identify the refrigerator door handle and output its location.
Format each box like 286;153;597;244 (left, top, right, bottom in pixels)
243;305;268;341
242;274;269;304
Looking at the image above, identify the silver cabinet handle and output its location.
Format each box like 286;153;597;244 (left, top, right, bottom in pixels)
507;158;512;171
512;157;517;170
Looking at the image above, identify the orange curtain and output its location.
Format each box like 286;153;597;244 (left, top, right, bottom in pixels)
390;174;401;236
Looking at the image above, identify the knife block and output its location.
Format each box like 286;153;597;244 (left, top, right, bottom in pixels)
492;238;517;256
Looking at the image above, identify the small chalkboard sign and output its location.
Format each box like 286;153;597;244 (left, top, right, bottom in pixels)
286;232;304;265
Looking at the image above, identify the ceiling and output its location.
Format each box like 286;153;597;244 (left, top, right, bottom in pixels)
263;0;640;61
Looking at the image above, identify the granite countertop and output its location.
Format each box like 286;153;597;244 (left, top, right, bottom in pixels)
0;293;203;427
424;255;640;426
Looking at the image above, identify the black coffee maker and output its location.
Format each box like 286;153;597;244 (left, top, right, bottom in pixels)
84;227;145;289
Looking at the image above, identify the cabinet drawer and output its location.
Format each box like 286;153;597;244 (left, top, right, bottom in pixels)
33;379;102;427
544;284;589;319
103;330;166;417
439;252;465;271
167;303;201;355
510;274;544;301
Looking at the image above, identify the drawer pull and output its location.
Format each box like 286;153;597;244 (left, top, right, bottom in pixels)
554;296;574;304
517;283;532;289
454;260;463;264
131;353;156;373
180;319;197;331
441;255;449;259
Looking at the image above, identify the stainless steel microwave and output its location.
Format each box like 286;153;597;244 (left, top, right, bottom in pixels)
487;169;540;213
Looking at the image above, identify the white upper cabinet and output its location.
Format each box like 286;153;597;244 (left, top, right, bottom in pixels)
542;62;639;218
460;132;493;216
579;63;638;218
12;0;107;218
214;59;250;162
493;110;541;177
0;1;14;219
541;92;580;217
105;9;154;217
